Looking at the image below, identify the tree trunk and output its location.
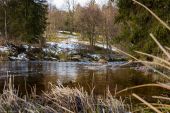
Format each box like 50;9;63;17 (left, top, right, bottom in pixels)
4;9;7;39
106;36;109;50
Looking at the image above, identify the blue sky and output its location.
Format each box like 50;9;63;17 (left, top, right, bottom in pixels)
47;0;108;10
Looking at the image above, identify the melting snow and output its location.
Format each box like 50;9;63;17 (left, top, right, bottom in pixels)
46;34;79;53
10;53;29;61
0;46;9;53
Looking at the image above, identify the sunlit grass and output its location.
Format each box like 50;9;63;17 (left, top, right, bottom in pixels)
47;36;68;43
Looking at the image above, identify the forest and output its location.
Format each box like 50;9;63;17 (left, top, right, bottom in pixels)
0;0;169;57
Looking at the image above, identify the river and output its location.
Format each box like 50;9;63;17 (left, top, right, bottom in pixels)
0;61;165;101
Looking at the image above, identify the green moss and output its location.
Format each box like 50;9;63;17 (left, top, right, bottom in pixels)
58;52;70;61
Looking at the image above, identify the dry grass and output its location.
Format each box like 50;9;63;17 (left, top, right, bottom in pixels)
0;77;128;113
132;93;162;113
0;37;24;46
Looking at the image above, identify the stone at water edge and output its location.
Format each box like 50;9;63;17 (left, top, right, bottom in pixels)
70;55;81;61
98;59;108;64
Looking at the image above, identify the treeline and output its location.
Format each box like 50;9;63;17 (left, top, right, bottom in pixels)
2;0;169;56
47;0;119;48
47;0;170;57
0;0;47;43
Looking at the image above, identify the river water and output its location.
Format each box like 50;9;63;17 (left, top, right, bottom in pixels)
0;61;165;100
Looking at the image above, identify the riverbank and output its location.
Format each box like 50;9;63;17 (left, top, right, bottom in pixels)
0;42;128;64
0;31;128;62
0;43;127;62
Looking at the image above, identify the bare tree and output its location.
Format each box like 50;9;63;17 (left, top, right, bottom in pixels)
46;4;66;37
102;0;119;50
79;0;103;47
65;0;76;34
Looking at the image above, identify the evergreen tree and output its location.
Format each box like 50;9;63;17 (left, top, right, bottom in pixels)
0;0;47;43
115;0;170;57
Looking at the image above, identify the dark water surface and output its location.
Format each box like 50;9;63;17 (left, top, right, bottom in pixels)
0;61;166;100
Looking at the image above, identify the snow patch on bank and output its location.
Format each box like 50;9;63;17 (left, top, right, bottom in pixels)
9;53;29;61
46;34;79;53
0;46;9;53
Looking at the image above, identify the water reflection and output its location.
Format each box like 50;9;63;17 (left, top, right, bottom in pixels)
0;61;163;97
74;69;156;96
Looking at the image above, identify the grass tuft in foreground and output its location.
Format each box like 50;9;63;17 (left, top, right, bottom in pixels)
0;77;128;113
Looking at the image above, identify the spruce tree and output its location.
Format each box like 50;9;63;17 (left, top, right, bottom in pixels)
115;0;170;57
0;0;47;43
